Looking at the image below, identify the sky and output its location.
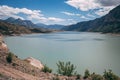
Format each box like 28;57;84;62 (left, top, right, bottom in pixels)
0;0;120;25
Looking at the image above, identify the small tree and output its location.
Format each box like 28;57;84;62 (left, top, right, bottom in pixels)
6;52;13;63
42;64;52;73
84;69;90;79
56;61;76;76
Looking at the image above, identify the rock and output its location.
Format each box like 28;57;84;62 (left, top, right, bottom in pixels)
25;57;44;70
0;34;9;53
0;42;8;52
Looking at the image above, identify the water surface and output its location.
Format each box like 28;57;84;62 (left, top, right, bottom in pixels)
4;32;120;75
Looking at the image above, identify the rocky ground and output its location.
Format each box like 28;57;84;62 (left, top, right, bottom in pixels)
0;51;55;80
0;52;78;80
0;46;76;80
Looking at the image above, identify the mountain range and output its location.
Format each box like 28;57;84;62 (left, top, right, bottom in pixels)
0;17;64;35
0;18;52;35
63;5;120;33
5;17;64;30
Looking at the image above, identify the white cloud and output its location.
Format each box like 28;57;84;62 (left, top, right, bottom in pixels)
65;0;119;16
95;6;115;16
87;14;95;17
0;5;65;24
67;19;77;24
62;11;74;16
61;11;81;16
80;16;90;20
65;0;100;11
0;5;44;19
62;11;91;20
48;17;65;22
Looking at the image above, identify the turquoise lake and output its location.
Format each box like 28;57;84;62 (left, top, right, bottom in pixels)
4;32;120;76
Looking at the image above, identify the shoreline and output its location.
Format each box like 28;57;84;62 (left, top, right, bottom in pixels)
3;31;120;37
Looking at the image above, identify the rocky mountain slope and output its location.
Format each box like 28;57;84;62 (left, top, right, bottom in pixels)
63;5;120;33
0;20;31;35
0;20;52;35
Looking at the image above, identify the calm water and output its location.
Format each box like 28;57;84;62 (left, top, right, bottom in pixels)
4;32;120;75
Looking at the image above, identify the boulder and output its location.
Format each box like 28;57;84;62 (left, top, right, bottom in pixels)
25;57;44;70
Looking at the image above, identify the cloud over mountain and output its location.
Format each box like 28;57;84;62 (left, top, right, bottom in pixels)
65;0;120;16
97;0;120;6
0;5;65;24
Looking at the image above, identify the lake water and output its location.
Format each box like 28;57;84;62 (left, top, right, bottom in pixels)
4;32;120;76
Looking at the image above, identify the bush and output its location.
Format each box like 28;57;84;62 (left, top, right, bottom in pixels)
84;69;90;79
91;73;103;80
56;61;76;76
76;74;81;80
0;73;3;77
103;70;119;80
6;52;13;63
42;64;52;73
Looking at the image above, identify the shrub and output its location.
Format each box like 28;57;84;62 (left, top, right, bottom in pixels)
76;74;81;80
6;52;13;63
103;70;119;80
42;64;52;73
84;69;90;79
56;61;76;76
91;73;103;80
0;73;3;77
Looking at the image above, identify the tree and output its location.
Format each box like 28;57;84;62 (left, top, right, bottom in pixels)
56;61;76;76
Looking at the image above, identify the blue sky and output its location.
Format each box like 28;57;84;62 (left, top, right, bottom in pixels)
0;0;120;25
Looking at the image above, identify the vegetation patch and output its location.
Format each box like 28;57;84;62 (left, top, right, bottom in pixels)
6;52;13;63
42;64;52;73
56;61;76;76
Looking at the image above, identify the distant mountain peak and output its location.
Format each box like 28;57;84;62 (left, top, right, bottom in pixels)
16;18;22;20
5;17;36;28
6;17;16;22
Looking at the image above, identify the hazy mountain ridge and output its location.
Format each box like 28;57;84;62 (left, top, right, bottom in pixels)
5;17;37;28
63;5;120;33
36;23;64;30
